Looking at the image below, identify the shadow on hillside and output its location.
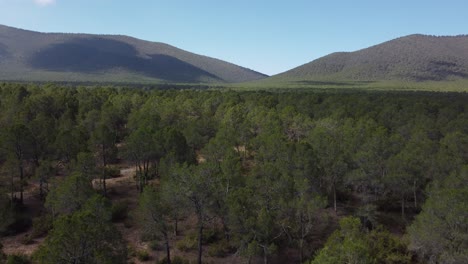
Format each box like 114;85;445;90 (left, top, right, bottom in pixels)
293;80;375;86
0;43;10;59
416;60;468;81
28;37;220;82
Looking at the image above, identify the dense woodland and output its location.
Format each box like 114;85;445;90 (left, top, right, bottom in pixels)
0;83;467;264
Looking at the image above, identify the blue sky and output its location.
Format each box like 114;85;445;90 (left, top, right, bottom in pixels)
0;0;467;75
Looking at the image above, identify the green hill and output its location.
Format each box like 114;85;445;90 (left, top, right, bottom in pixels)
0;25;267;84
263;34;468;88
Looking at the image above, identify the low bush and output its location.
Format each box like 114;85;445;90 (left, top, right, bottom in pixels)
208;239;234;257
127;245;136;258
148;240;160;251
105;167;121;178
175;234;197;252
31;214;53;238
111;201;129;222
123;215;134;228
176;228;222;252
6;254;30;264
20;234;34;245
136;249;150;261
156;256;190;264
6;216;32;236
0;243;6;262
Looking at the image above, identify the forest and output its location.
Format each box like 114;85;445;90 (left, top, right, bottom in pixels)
0;83;466;264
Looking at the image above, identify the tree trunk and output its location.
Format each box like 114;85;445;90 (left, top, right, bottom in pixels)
164;233;171;264
299;217;305;263
333;184;337;213
401;196;405;219
102;145;107;196
102;170;107;196
221;216;230;242
39;178;44;199
299;238;304;264
197;224;203;264
19;162;24;204
10;173;15;203
263;246;268;264
174;217;178;236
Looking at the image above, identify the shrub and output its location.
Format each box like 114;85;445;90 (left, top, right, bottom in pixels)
203;228;221;244
157;256;190;264
123;215;134;228
175;234;197;252
5;214;32;236
140;232;157;243
111;201;129;222
6;254;30;264
208;239;234;257
175;228;221;252
148;240;160;251
105;167;121;178
136;249;150;261
309;217;411;264
20;234;34;245
127;245;136;258
0;243;6;262
31;214;53;238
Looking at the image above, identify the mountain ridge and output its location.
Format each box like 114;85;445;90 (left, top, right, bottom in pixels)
268;34;468;83
0;24;267;84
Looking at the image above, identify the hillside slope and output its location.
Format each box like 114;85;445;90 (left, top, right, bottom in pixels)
0;25;267;83
270;34;468;83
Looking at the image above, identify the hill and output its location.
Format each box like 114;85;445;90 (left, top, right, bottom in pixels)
0;24;267;84
267;34;468;85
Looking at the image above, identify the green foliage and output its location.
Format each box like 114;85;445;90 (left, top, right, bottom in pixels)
136;249;150;261
368;228;412;264
175;231;202;252
137;186;171;237
0;243;6;263
1;84;467;263
123;215;135;228
0;193;14;234
20;234;34;245
148;240;160;251
156;256;190;264
138;186;174;262
31;214;53;238
34;159;55;198
34;195;127;264
6;254;30;264
310;217;411;264
45;172;94;216
175;235;198;252
0;122;35;204
175;228;221;252
124;125;163;191
104;166;120;178
54;127;88;164
126;244;137;258
111;200;129;222
407;167;468;264
207;239;234;257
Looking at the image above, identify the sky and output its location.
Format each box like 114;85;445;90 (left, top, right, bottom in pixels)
0;0;467;75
